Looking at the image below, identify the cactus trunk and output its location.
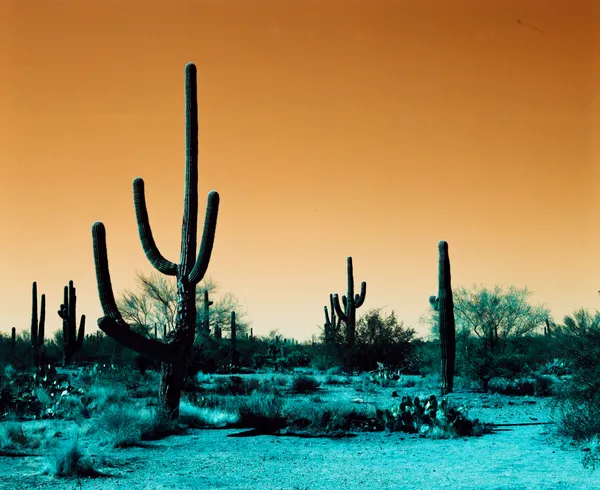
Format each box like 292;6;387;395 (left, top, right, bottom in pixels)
91;63;219;419
428;241;456;395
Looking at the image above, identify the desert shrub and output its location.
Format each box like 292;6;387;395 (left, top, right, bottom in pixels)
0;422;28;450
324;375;351;385
553;309;600;441
235;393;287;433
355;309;417;372
583;437;600;471
291;375;320;393
212;376;261;396
45;433;99;477
543;358;569;377
178;400;239;428
91;404;146;448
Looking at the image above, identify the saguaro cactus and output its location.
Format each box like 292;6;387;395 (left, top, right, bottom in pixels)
92;63;219;419
333;257;366;348
230;311;237;365
58;280;86;365
201;290;213;336
30;282;46;369
324;293;340;344
429;240;456;395
11;327;15;347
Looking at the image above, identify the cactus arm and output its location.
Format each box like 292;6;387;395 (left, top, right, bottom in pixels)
92;222;124;320
93;222;182;362
429;295;439;311
324;305;331;325
69;281;76;332
97;316;181;362
133;178;178;276
333;294;349;323
346;257;354;300
76;315;85;349
188;191;220;284
180;62;199;275
355;282;367;308
39;294;45;345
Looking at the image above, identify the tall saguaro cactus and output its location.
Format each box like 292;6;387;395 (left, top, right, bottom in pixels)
91;63;220;418
58;280;86;365
333;257;366;349
429;240;456;395
30;282;46;369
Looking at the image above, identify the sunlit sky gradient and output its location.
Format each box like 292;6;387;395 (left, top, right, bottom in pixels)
1;0;599;341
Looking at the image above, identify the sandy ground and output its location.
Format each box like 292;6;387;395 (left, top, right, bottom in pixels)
0;386;598;489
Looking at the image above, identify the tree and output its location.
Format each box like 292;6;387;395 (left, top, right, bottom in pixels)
116;271;249;341
423;285;550;390
452;285;549;352
355;308;416;372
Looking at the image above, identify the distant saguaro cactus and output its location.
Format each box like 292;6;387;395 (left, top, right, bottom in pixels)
324;293;340;344
11;327;16;347
201;290;213;336
30;282;46;369
92;63;219;419
333;257;366;349
58;280;86;365
429;240;456;395
230;311;237;365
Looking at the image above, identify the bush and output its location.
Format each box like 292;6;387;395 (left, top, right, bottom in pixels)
45;433;99;477
291;375;320;393
553;309;600;441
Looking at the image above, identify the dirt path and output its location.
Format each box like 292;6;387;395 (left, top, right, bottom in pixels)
1;422;597;489
1;390;597;489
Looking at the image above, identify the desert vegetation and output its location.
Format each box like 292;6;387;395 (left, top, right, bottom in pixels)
1;62;598;489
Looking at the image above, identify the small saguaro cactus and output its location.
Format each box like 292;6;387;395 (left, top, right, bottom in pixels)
201;290;213;336
324;293;341;344
429;240;456;395
30;281;46;369
544;318;553;338
58;280;86;365
230;311;237;365
91;62;219;419
11;327;16;347
333;256;367;349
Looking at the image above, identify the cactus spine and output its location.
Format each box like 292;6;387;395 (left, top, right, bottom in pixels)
30;282;46;369
91;63;219;419
429;240;456;395
333;257;366;349
58;280;86;365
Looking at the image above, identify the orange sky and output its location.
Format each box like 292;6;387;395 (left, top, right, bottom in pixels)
1;0;599;341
